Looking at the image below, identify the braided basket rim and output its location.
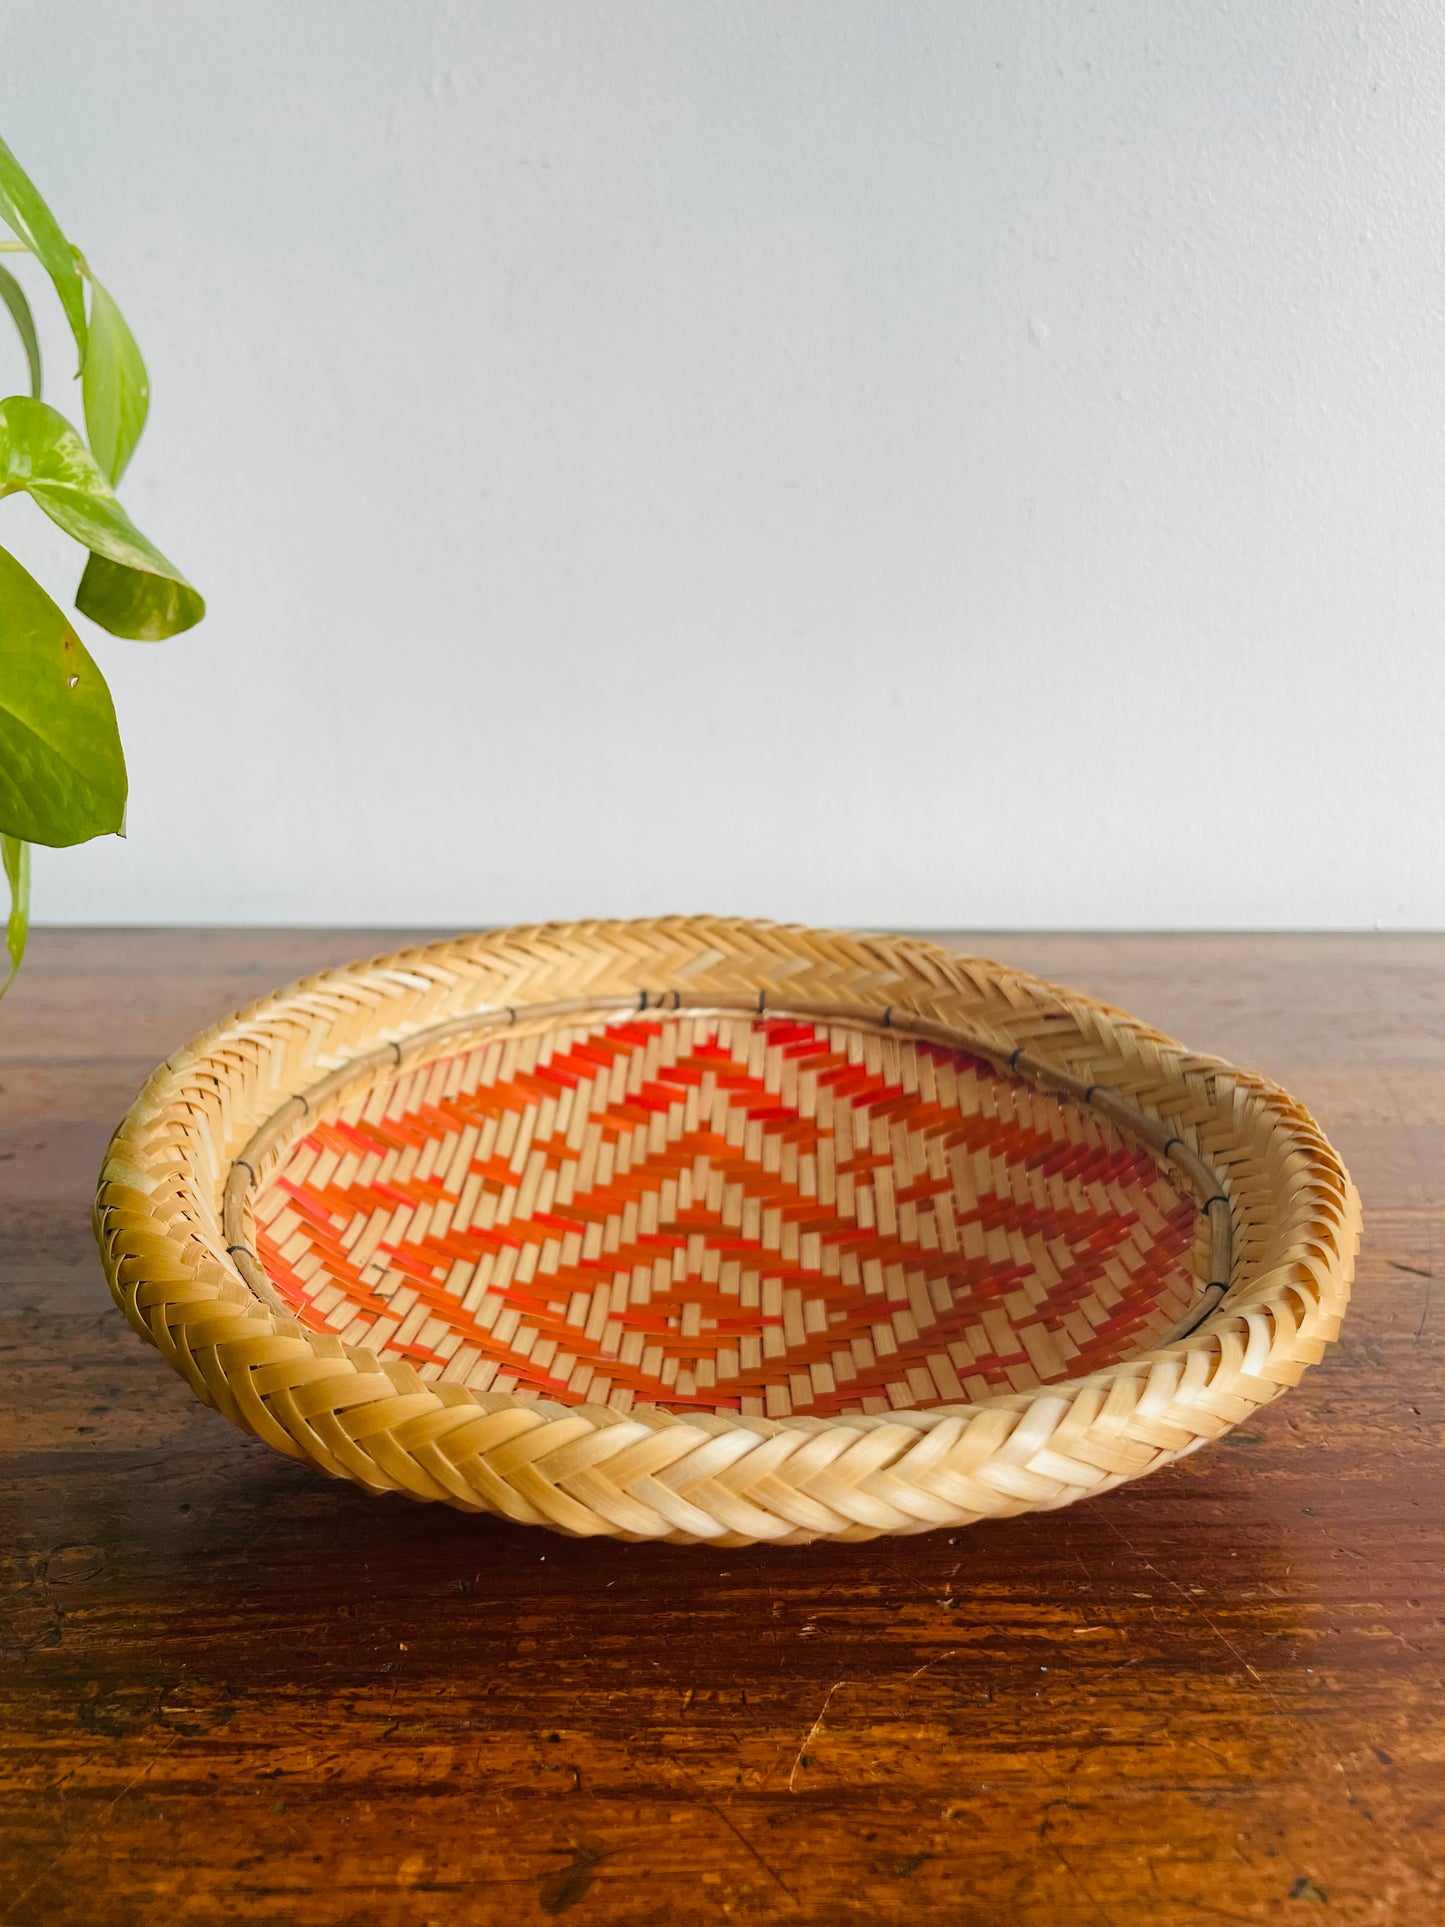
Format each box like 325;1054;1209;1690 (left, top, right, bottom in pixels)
95;918;1360;1543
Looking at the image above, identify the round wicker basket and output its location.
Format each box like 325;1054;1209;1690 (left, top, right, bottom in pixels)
96;918;1359;1544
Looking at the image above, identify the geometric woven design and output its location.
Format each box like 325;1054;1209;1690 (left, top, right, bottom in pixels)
255;1015;1200;1418
98;918;1360;1544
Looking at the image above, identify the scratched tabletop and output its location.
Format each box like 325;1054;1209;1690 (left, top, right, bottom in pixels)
2;930;1441;1927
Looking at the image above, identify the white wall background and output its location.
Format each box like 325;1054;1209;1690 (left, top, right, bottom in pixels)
2;0;1442;929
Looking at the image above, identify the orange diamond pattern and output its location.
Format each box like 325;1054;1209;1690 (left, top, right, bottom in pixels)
253;1015;1200;1417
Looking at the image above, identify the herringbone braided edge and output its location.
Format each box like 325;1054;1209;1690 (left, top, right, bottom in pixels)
94;918;1359;1544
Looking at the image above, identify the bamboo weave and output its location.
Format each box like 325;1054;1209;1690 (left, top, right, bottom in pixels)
95;919;1359;1544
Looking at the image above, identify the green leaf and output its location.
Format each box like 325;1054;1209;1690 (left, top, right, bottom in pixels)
1;831;28;994
75;552;201;639
0;544;126;846
0;263;41;400
0;396;203;639
82;274;148;483
0;134;86;366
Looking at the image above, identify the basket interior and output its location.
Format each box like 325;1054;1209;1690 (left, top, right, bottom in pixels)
250;1012;1204;1418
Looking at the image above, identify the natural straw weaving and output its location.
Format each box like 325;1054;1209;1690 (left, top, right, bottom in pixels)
96;919;1359;1544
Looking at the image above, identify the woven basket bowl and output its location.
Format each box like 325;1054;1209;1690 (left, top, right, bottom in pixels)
96;918;1359;1546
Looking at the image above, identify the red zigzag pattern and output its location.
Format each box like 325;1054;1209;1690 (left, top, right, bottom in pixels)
254;1016;1200;1418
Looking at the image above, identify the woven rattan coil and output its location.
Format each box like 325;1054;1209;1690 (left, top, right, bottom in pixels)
96;919;1359;1544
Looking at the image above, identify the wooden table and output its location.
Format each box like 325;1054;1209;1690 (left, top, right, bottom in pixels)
2;931;1440;1926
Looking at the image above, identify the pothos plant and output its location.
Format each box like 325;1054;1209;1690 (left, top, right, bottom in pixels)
0;134;203;994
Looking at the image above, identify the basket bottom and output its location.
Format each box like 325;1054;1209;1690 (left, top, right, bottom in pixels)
251;1012;1202;1418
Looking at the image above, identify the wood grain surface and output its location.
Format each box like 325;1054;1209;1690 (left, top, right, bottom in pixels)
2;930;1440;1927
